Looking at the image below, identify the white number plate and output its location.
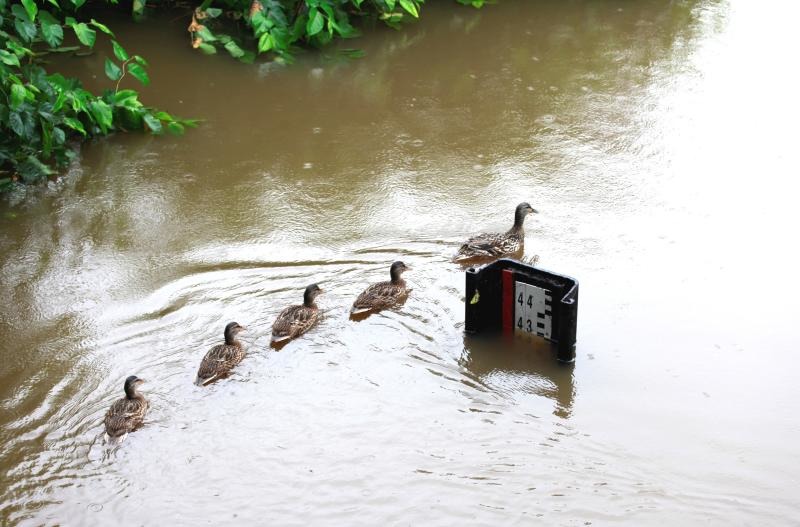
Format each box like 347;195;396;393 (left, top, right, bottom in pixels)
514;281;552;339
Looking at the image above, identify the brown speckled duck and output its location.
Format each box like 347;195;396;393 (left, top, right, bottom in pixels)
104;375;148;443
195;322;246;386
351;261;410;315
271;284;323;345
454;202;538;262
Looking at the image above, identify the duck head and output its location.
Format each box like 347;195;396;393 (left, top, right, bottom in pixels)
123;375;145;399
390;261;410;283
303;283;323;307
513;202;538;228
223;321;245;345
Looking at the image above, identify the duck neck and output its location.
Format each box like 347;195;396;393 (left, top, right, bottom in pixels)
509;210;526;234
124;386;142;400
390;269;404;285
224;326;240;346
304;293;317;308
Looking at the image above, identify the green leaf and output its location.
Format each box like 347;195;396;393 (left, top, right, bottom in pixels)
72;23;96;47
90;19;114;36
204;7;221;18
9;112;25;136
197;43;216;55
0;49;20;67
239;50;255;64
104;58;122;81
398;0;418;17
10;84;27;109
89;100;113;131
111;40;128;61
132;0;145;17
53;126;66;145
385;0;396;10
133;55;148;66
12;5;37;43
142;113;162;134
127;63;149;85
258;32;273;53
306;8;324;36
47;46;81;53
52;91;66;112
39;11;64;48
113;89;140;106
196;26;217;43
18;156;53;183
62;116;86;135
42;120;53;156
167;122;185;135
224;40;245;59
71;0;86;8
21;0;37;22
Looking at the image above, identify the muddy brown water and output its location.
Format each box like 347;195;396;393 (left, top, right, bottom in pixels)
2;1;799;524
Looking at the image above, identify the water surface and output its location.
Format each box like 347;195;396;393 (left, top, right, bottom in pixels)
2;0;799;524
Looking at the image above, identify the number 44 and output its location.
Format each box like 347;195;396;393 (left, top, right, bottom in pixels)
517;293;534;308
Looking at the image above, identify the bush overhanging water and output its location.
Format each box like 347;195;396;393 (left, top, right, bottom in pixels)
1;0;485;191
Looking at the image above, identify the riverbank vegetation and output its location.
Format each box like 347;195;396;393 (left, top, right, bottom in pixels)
0;0;486;193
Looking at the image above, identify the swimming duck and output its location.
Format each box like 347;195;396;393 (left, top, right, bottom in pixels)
454;202;538;262
271;284;323;344
195;322;246;386
351;261;411;315
104;375;148;443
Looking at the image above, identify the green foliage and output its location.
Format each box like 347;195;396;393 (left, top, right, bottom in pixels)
1;0;195;191
1;0;484;191
186;0;454;62
456;0;488;7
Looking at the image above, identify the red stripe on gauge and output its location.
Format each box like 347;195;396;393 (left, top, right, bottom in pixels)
502;269;514;335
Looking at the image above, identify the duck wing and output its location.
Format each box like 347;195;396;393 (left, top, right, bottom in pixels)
456;232;507;258
352;281;406;312
272;305;319;340
104;397;148;438
196;343;245;384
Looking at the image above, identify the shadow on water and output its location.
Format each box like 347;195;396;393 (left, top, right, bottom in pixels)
461;334;575;419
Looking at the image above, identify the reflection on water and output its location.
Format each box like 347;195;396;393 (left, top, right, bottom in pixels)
462;336;575;419
2;0;800;524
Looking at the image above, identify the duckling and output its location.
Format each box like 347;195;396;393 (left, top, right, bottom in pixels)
104;375;148;443
454;202;538;262
351;261;411;315
271;284;323;345
195;322;246;386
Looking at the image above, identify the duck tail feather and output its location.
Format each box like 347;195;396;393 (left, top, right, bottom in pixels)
195;374;217;386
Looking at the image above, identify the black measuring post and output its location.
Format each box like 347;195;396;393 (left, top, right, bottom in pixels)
464;259;579;362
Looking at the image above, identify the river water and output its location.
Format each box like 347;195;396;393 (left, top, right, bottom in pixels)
2;0;799;524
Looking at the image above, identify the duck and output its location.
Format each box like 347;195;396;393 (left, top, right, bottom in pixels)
104;375;148;443
454;202;538;262
194;322;246;386
351;261;411;315
271;284;323;345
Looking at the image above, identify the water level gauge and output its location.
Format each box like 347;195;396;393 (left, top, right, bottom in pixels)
464;258;579;362
514;281;552;339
